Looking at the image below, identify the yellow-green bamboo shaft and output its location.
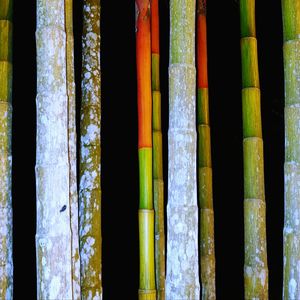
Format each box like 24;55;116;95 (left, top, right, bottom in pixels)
79;0;102;298
282;1;300;298
240;1;268;298
0;0;13;298
197;1;216;298
65;0;81;298
151;0;165;298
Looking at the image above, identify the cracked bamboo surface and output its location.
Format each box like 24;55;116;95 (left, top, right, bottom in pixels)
197;1;215;299
136;0;156;299
282;1;300;299
0;0;13;298
79;0;102;298
240;0;268;298
166;0;200;299
151;0;165;299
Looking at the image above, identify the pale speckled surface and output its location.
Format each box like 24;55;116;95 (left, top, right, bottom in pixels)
167;2;200;295
79;1;102;299
283;38;300;299
36;1;74;298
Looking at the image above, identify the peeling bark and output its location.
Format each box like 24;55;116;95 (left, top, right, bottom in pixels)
79;1;102;299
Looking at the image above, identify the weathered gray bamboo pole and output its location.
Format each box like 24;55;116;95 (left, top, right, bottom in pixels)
0;0;13;298
36;1;75;298
282;1;300;298
79;0;102;299
166;0;200;299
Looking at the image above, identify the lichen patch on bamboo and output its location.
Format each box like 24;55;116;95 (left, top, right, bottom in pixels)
36;0;76;298
80;0;102;298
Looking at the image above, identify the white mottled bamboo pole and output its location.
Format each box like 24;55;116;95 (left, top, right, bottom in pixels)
0;0;13;298
166;0;200;299
79;0;102;299
282;1;300;298
36;1;74;298
65;0;81;298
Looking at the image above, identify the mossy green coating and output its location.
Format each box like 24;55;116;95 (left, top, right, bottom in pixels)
170;0;195;64
283;40;300;105
282;0;300;42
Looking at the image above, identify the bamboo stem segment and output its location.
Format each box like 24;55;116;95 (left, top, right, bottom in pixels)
282;1;300;298
65;0;81;298
79;0;102;298
0;0;13;297
166;0;200;299
240;0;268;298
151;1;165;299
136;0;156;298
197;1;216;298
36;1;74;298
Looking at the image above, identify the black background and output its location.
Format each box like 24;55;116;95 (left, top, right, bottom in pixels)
12;1;283;299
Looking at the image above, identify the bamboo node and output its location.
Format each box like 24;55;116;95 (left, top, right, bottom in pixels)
138;289;156;300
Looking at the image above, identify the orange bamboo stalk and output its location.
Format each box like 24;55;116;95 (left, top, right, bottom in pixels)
136;0;156;299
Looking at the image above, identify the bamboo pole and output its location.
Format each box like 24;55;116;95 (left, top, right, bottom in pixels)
36;0;74;298
79;0;102;298
240;0;268;298
0;0;13;298
65;0;81;298
196;1;215;299
282;1;300;298
136;1;156;299
166;0;200;299
151;1;165;299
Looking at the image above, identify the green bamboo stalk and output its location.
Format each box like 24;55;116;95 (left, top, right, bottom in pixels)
136;1;156;299
0;0;13;298
166;0;200;299
79;0;102;299
197;1;216;299
65;0;81;298
240;0;268;298
36;0;74;298
282;1;300;298
151;0;165;299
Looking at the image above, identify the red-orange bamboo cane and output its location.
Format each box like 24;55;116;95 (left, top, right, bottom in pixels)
136;0;156;299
